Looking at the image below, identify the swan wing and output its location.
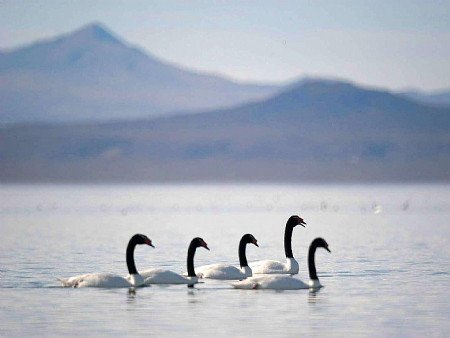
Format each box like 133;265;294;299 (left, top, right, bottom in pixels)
142;269;192;285
59;273;131;288
249;260;289;274
231;275;309;290
140;268;162;280
196;264;245;280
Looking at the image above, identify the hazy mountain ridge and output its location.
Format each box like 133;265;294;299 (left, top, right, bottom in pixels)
1;79;449;182
400;89;450;107
0;23;279;124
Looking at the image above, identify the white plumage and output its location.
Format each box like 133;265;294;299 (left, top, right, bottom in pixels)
250;215;305;275
58;273;145;288
58;234;153;289
233;237;331;290
231;275;310;290
142;237;209;286
141;268;197;285
250;257;299;275
195;234;258;280
196;264;250;280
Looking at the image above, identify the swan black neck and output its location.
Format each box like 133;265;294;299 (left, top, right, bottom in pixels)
308;242;319;280
308;238;330;280
187;241;199;277
126;235;140;275
239;237;249;268
284;223;295;258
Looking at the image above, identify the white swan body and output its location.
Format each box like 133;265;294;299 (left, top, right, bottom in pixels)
308;279;322;289
196;264;250;280
196;234;258;280
241;265;252;277
250;215;305;275
143;237;209;286
141;268;197;285
233;237;331;290
59;234;153;289
127;273;145;287
250;257;299;275
231;275;310;290
59;273;145;288
231;275;324;290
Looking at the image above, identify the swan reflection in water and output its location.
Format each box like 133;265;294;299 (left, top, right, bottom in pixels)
308;288;322;304
127;288;137;301
187;288;201;304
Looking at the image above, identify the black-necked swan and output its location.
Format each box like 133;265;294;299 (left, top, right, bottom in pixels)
141;237;209;286
232;237;331;290
195;234;259;280
249;215;306;274
59;234;154;288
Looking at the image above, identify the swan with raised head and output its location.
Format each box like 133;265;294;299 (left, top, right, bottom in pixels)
250;215;306;275
195;234;258;280
141;237;209;286
59;234;154;288
232;237;331;290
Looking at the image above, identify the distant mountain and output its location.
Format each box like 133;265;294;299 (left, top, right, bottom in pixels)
400;89;450;107
0;23;279;124
1;79;449;183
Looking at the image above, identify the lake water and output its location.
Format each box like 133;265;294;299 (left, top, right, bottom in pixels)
0;184;449;337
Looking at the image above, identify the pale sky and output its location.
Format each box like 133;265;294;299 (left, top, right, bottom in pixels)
1;0;450;90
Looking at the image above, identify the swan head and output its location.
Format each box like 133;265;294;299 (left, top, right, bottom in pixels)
313;237;331;253
242;233;258;247
287;215;306;228
134;234;155;248
192;237;210;251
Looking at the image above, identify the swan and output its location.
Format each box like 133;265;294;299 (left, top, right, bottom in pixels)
58;234;154;288
232;237;331;290
141;237;209;286
195;234;259;280
249;215;306;275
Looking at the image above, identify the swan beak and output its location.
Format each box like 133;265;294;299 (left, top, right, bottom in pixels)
253;240;259;247
145;239;155;248
201;240;210;251
325;246;331;253
300;220;306;227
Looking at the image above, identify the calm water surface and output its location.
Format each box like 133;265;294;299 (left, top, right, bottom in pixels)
0;184;449;337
